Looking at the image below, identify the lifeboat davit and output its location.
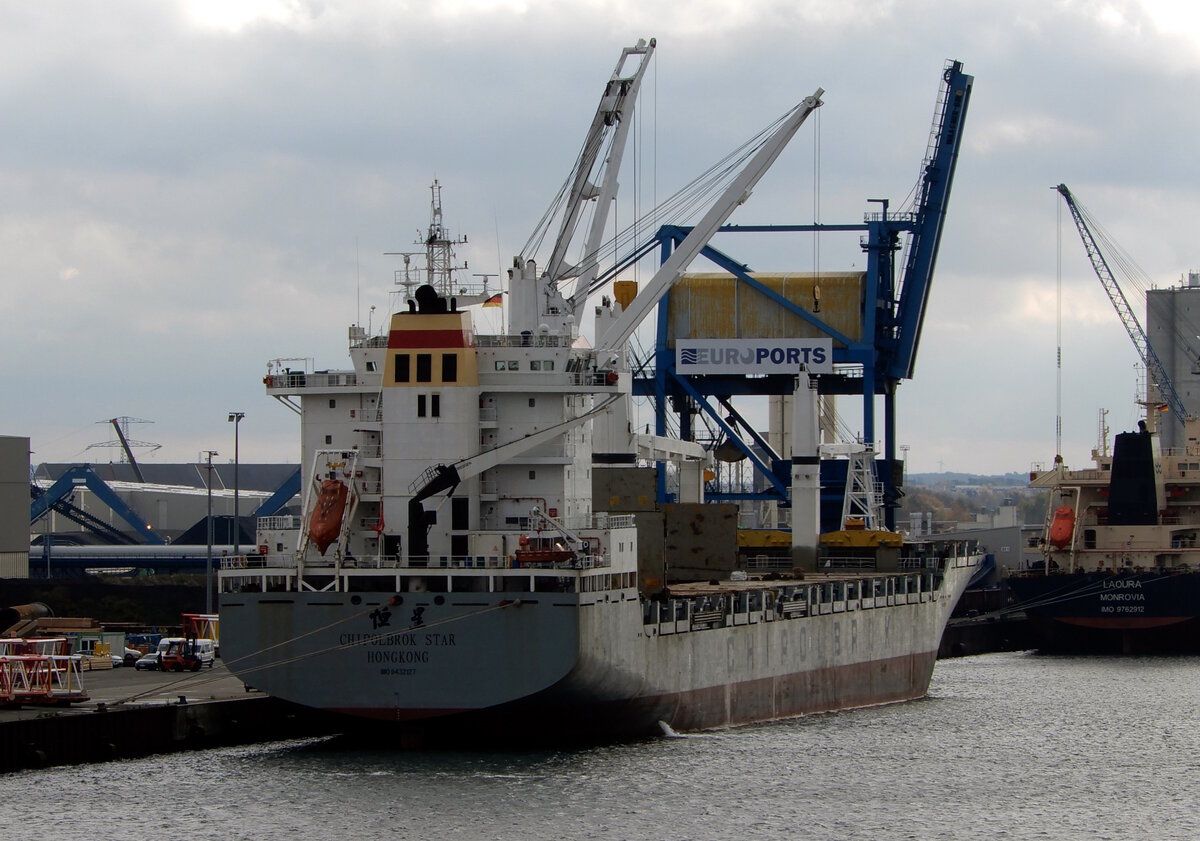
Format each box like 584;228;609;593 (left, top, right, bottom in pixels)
309;479;349;555
1048;506;1075;549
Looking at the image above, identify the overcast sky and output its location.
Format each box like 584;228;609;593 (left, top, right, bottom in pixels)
4;0;1199;476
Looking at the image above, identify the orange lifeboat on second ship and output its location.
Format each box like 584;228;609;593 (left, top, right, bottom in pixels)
1048;506;1075;549
309;479;349;555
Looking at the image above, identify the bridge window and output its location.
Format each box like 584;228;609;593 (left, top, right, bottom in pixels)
418;395;427;417
416;354;432;383
442;354;457;382
431;394;440;417
395;354;410;383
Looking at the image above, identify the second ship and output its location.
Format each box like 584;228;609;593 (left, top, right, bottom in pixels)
1013;415;1200;654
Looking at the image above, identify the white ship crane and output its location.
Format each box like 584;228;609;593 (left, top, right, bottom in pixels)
592;89;824;359
405;395;623;559
513;37;656;335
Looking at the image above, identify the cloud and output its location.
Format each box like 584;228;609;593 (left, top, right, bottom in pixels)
4;0;1199;476
968;114;1100;157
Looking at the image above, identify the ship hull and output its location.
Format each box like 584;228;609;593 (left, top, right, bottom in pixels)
220;558;975;741
320;650;938;747
1007;571;1200;655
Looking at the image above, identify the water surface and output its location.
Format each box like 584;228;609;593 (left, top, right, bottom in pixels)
5;653;1197;840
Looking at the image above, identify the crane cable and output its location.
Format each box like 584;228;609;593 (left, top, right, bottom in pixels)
812;103;821;279
575;103;804;304
1070;193;1200;400
1057;191;1063;460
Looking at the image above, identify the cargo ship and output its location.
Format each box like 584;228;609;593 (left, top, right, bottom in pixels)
219;41;980;741
1011;415;1200;654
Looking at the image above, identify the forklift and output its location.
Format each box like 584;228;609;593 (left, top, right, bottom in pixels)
159;633;203;672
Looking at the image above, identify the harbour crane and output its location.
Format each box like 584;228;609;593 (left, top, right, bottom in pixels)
1056;183;1189;427
624;60;973;530
497;54;972;532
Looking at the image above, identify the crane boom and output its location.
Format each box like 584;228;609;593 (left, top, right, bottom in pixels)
110;418;146;483
597;88;824;355
1056;183;1187;426
406;395;622;559
543;39;655;295
891;60;973;379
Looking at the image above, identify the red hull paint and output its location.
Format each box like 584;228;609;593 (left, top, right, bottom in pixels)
1023;614;1200;655
322;650;937;737
1059;616;1190;630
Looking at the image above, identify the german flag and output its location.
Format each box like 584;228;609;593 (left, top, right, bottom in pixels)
483;293;503;308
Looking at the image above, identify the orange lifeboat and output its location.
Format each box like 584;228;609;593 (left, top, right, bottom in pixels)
309;479;349;555
1048;506;1075;549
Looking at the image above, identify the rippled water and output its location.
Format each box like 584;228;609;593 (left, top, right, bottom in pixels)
5;653;1199;840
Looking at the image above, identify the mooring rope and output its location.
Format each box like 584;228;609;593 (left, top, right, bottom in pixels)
110;598;523;706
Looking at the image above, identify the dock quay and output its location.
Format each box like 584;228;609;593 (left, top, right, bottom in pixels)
0;661;338;774
939;611;1032;658
1;620;1032;774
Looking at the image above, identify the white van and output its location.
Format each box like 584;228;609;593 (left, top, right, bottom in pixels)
156;637;216;669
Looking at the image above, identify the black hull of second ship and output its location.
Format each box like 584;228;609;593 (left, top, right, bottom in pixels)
1008;570;1200;655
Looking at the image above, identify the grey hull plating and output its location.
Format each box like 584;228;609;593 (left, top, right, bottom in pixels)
220;559;974;737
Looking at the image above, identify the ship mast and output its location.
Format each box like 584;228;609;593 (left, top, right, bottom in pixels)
422;179;469;295
387;180;490;309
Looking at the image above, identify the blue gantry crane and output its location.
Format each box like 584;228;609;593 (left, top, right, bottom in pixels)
30;465;166;545
609;60;973;529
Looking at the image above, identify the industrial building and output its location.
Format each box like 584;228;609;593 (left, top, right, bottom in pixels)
23;461;300;577
0;437;30;578
1147;275;1200;453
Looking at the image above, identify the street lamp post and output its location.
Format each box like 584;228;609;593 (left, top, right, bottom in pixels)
202;450;219;614
228;412;245;560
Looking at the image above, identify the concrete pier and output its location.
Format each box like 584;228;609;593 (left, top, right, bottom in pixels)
0;662;340;773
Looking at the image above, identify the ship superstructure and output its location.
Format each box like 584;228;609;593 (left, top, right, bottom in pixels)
1012;415;1200;653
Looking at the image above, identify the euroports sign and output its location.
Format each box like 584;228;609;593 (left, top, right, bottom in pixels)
675;338;834;375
